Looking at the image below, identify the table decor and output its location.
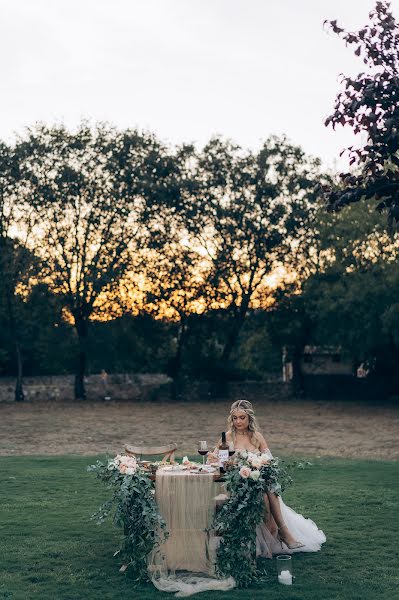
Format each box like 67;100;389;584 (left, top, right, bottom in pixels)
88;452;310;589
210;451;308;588
88;454;168;581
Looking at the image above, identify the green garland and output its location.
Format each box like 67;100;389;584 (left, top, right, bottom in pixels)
211;453;304;588
88;455;168;582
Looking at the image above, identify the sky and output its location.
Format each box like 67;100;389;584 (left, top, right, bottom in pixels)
1;0;397;170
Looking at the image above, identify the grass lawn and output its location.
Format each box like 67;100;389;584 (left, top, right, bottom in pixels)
0;455;398;600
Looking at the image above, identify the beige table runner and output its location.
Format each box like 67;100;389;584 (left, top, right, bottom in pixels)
153;469;216;573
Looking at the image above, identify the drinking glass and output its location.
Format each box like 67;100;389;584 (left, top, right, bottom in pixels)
198;441;208;465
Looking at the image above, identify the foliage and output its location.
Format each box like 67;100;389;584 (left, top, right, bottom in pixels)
187;135;324;367
0;142;40;399
137;243;210;379
211;452;301;587
323;1;399;230
88;455;168;582
15;122;183;398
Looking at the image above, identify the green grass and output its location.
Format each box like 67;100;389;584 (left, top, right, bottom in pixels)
0;456;398;600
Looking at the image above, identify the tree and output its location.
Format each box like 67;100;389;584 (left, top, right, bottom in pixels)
188;136;323;372
138;243;209;381
0;142;38;400
322;1;399;230
17;123;182;399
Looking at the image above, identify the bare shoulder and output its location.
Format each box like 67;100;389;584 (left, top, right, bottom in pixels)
255;431;268;450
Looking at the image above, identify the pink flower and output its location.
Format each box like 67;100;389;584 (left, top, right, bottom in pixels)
239;466;251;478
119;464;127;473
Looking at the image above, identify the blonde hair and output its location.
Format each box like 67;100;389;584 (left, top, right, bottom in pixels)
227;399;261;448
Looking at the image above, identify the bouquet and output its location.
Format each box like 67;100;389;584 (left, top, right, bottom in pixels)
228;450;293;495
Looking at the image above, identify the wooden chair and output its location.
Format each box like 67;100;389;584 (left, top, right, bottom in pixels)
124;442;177;463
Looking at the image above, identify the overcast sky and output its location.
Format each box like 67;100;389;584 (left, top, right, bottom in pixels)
0;0;397;169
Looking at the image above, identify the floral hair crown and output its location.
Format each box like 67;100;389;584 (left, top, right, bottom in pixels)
230;399;255;416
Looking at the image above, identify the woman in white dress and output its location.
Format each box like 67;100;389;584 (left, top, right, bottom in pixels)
210;399;326;558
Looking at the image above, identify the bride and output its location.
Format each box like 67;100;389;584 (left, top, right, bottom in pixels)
209;399;326;558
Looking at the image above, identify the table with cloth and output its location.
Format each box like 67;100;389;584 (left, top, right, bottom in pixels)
149;467;235;596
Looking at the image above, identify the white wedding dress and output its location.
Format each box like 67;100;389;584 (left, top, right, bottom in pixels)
256;497;326;558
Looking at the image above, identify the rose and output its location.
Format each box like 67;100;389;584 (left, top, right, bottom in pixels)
250;469;261;481
125;467;136;475
239;466;251;478
119;464;127;473
239;450;248;459
260;454;270;465
250;458;262;469
119;456;137;470
247;452;258;463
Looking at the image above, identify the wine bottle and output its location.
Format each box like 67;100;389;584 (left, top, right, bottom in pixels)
218;431;229;473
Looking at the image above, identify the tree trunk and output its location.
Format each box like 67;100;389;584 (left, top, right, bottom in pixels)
168;318;188;399
14;341;25;402
221;300;249;367
6;291;24;402
74;317;89;400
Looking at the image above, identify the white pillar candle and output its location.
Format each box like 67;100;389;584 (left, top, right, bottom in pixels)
278;569;293;585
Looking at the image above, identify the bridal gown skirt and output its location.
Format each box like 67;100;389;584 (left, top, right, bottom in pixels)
256;496;326;558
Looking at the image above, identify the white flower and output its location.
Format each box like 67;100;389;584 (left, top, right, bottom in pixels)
250;469;261;481
182;456;190;464
125;467;136;475
250;458;262;469
247;452;258;463
107;461;117;470
239;450;248;459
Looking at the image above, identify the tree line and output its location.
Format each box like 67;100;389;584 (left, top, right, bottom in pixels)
1;123;399;400
1;1;399;401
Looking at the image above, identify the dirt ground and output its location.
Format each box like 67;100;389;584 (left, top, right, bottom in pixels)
1;398;398;460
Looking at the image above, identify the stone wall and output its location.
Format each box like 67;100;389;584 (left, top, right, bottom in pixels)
0;373;293;403
0;373;171;402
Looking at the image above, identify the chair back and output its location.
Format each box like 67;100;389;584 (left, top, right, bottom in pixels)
125;442;177;463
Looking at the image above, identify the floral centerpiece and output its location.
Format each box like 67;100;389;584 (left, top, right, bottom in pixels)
88;454;167;581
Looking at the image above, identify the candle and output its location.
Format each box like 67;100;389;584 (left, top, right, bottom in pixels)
278;569;293;585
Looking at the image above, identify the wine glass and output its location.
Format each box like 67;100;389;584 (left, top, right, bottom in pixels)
198;441;208;465
228;441;235;458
